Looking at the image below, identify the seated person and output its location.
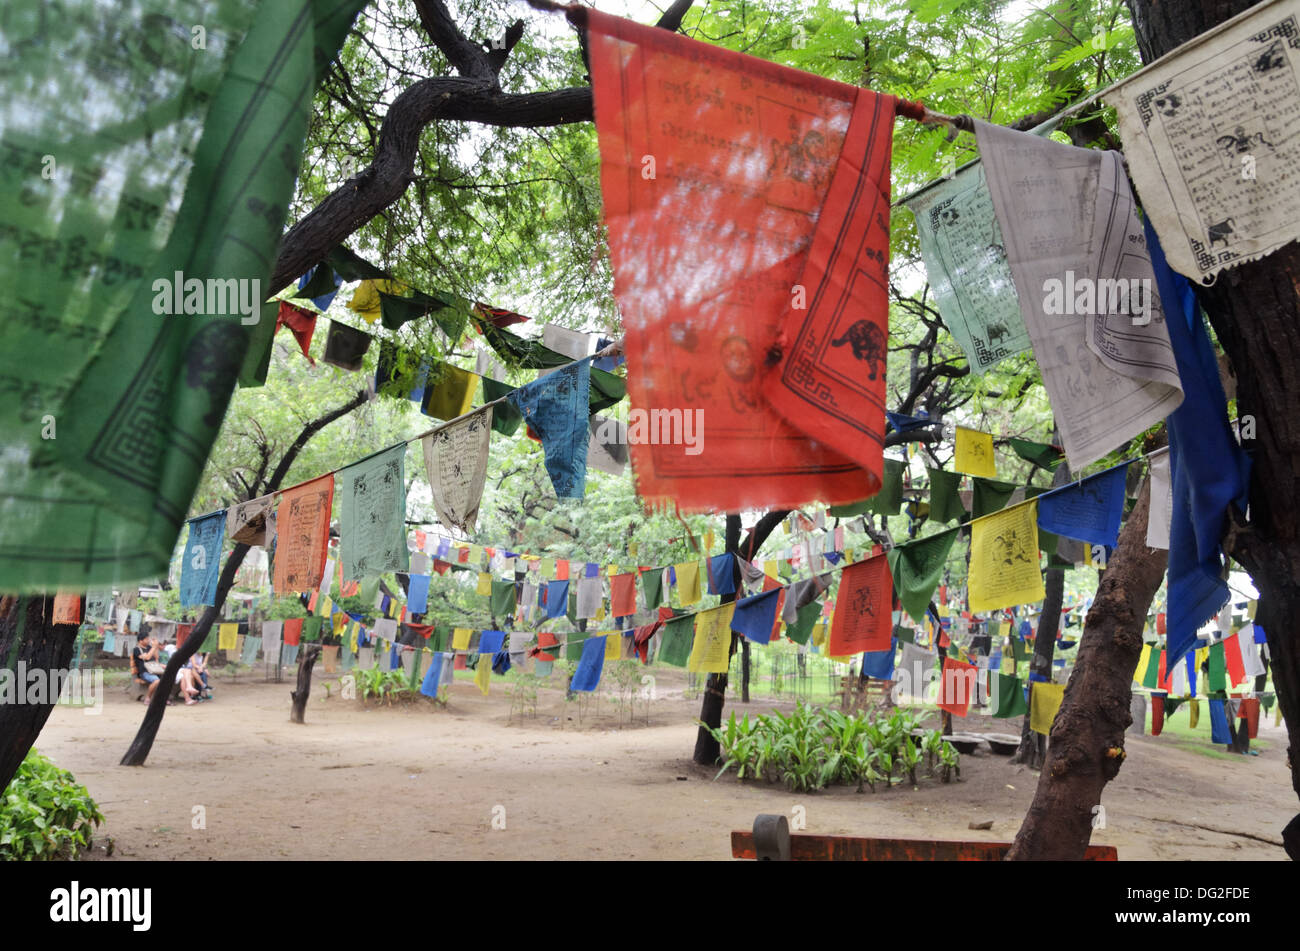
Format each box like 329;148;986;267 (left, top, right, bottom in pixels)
130;632;161;702
189;651;212;700
177;660;203;704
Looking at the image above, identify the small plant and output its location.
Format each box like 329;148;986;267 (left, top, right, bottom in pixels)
0;749;103;860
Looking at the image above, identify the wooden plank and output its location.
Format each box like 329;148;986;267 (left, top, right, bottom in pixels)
731;830;1117;861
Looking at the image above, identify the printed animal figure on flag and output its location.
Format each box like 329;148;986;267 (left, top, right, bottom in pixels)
830;320;886;379
1253;39;1286;73
994;528;1032;567
1216;124;1275;157
1207;217;1236;248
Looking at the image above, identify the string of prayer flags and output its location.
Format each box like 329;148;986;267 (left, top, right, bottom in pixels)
954;427;997;478
888;527;958;623
421;364;480;421
991;673;1030;718
339;444;408;582
422;407;492;535
571;635;607;692
938;656;978;717
688;604;736;673
1036;462;1130;549
507;360;590;499
1145;220;1251;668
971;478;1018;519
181;511;226;609
321;321;372;371
273;475;334;594
1105;0;1300;281
584;8;886;513
974;118;1184;470
827;555;893;656
1029;682;1066;735
969;501;1044;613
926;468;967;523
902;164;1032;374
731;589;782;645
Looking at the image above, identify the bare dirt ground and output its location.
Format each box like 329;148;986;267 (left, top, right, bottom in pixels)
33;665;1294;860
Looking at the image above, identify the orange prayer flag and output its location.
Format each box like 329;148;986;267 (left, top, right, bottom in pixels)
272;475;334;594
938;656;978;717
610;572;638;618
52;592;81;626
827;555;892;656
585;9;897;512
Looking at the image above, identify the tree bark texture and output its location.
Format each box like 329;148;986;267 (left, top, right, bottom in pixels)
289;644;323;724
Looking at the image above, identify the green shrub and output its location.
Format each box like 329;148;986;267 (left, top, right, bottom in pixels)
0;749;103;860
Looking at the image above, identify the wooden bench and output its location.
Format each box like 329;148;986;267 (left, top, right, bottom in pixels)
839;677;896;712
733;814;1117;861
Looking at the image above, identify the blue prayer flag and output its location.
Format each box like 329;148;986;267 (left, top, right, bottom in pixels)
1209;698;1232;744
860;639;897;679
546;579;569;619
407;574;431;614
571;635;606;692
707;553;736;595
507;359;591;498
730;588;781;644
180;510;226;609
1036;462;1129;548
477;630;506;655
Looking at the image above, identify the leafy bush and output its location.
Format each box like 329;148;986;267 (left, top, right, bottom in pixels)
0;749;103;860
704;701;960;792
352;666;412;704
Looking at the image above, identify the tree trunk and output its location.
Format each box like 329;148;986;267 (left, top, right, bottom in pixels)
1127;0;1300;860
741;639;751;703
692;514;743;766
289;644;323;723
0;596;82;793
1007;477;1167;859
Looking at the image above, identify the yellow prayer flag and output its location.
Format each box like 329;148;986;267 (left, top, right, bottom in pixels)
346;279;404;324
541;558;555;580
595;600;607;621
423;365;479;421
675;561;701;606
475;653;492;695
604;633;621;662
703;530;715;553
318;594;332;618
218;623;238;650
763;559;779;579
954;426;997;478
349;623;358;652
453;628;472;650
467;544;483;563
811;620;827;648
1247;599;1257;620
1029;681;1065;735
1134;644;1154;685
688;603;735;673
968;501;1044;613
476;572;492;596
332;612;347;636
1000;652;1015;675
629;541;639;559
998;620;1010;638
607;564;619;576
1189;699;1199;729
937;603;950;618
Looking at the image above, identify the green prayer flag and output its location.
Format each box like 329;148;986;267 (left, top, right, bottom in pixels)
657;615;695;667
887;527;958;623
429;625;448;653
481;377;525;436
1;0;367;591
1143;648;1163;689
491;579;517;618
408;649;424;691
1009;438;1063;471
869;458;906;517
359;576;380;609
971;478;1019;518
1011;634;1028;665
589;366;627;414
565;632;585;661
894;624;915;645
785;600;822;645
566;590;578;625
1208;642;1227;692
992;673;1030;717
926;468;967;524
339;444;409;583
302;615;324;643
201;627;219;653
641;568;664;610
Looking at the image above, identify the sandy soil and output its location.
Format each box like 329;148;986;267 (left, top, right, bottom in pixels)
31;665;1294;860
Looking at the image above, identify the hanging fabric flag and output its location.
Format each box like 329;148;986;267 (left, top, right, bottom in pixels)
507;360;590;499
298;264;343;313
180;511;226;609
604;634;622;662
227;495;275;548
1237;625;1266;679
541;324;592;360
888;527;959;623
85;590;113;624
938;656;978;717
784;599;822;646
731;589;782;645
474;652;493;695
1208;642;1228;693
1144;221;1251;668
420;652;450;699
1036;462;1130;549
689;604;736;673
926;468;968;523
422;406;492;536
339;444;408;582
674;561;702;606
545;579;570;619
610;572;638;618
1150;693;1166;736
640;568;664;610
1106;0;1300;281
898;642;938;701
588;416;629;475
571;635;607;692
1008;438;1064;472
480;379;524;436
954;427;997;479
827;555;893;656
706;554;736;596
584;7;892;513
218;623;238;651
991;673;1030;718
346;279;404;325
302;615;324;643
1029;681;1066;735
490;580;517;619
1208;698;1232;744
52;593;81;626
473;302;530;329
974;119;1184;470
576;574;603;620
261;621;283;657
657;615;696;667
971;478;1018;519
407;574;431;615
1146;447;1173;550
276;301;318;364
421;364;480;421
321;321;372;371
860;641;896;680
1221;633;1247;686
902;164;1032;374
969;501;1044;613
273;475;334;594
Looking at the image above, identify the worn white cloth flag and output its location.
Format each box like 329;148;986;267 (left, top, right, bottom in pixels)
474;346;506;381
520;581;538;621
975;119;1184;470
1106;0;1300;281
1238;624;1266;678
372;617;398;643
587;415;628;475
899;642;938;702
227;494;275;547
1146;447;1173;549
410;551;429;576
542;324;592;360
903;163;1033;373
1171;655;1189;697
261;620;283;656
576;574;604;619
422;406;492;535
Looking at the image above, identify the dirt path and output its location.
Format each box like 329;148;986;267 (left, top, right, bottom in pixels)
33;666;1293;860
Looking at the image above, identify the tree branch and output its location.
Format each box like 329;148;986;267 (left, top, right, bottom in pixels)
413;0;495;81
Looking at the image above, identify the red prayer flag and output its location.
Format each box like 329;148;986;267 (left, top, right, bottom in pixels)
536;631;559;663
610;572;638;618
826;555;892;656
585;9;895;512
272;475;334;594
176;623;192;647
473;302;530;328
1157;649;1174;692
1222;633;1247;686
1151;694;1165;736
283;618;303;647
1238;696;1260;738
276;301;317;364
938;656;978;717
556;559;569;581
1156;612;1166;635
